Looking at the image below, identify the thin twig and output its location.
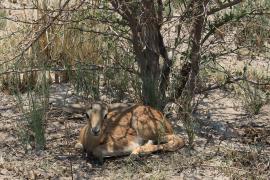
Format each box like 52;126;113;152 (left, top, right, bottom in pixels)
198;77;270;94
207;0;243;15
0;64;137;76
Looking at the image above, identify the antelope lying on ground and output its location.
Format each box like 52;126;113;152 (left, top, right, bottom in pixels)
68;102;185;160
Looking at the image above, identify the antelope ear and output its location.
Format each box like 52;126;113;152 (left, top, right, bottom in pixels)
86;103;92;109
104;106;109;119
105;104;109;112
108;103;133;111
62;103;87;114
105;103;109;111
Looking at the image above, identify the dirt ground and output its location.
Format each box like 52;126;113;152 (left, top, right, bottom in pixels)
0;84;269;179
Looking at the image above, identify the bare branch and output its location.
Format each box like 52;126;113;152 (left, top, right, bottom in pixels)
207;0;243;15
0;65;137;76
198;77;270;94
69;27;132;42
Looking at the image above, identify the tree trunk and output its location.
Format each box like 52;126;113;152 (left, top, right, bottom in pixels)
110;0;171;109
159;33;173;107
131;26;161;108
182;1;205;99
180;0;206;146
138;49;160;107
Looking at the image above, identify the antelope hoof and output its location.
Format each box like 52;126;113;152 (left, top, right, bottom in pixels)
75;142;83;150
92;156;104;166
130;151;140;160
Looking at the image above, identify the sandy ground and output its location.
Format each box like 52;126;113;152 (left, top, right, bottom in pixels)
0;84;269;179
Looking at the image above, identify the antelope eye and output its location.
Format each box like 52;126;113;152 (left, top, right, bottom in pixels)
104;114;108;119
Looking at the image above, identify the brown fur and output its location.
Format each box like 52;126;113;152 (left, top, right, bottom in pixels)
75;103;185;159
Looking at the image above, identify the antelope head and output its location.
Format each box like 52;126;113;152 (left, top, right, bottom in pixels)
85;103;109;136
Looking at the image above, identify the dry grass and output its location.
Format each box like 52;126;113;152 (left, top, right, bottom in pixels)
1;85;269;179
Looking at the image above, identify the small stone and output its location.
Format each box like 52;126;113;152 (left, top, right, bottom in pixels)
26;144;32;151
0;169;9;175
28;170;36;180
